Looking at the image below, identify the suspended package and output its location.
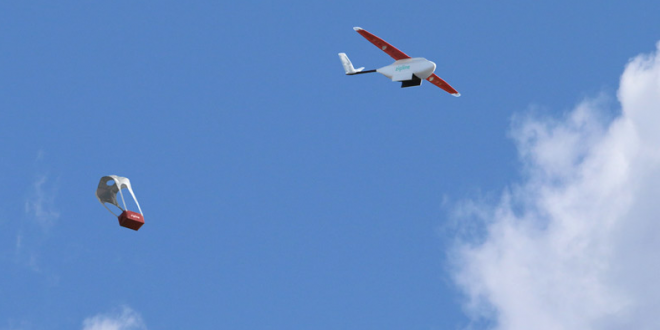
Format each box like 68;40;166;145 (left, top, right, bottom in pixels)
95;175;145;231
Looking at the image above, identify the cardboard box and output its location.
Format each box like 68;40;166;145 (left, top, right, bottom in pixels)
118;210;144;231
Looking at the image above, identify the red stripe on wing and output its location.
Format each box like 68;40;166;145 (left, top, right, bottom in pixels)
427;74;460;96
354;28;410;60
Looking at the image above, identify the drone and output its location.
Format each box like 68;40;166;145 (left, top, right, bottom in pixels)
339;27;460;96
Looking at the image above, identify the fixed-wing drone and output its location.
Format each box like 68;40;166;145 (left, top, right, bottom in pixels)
339;27;460;96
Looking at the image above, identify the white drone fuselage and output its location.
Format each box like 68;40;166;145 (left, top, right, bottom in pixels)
376;57;436;82
338;52;438;88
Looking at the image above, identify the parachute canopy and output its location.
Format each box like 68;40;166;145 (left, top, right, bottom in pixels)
95;175;145;231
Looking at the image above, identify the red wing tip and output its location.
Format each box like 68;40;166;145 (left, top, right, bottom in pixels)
353;27;363;31
452;92;461;97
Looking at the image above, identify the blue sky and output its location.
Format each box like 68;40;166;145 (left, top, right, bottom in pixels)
2;1;660;329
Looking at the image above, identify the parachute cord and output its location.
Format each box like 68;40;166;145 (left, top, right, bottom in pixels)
118;188;128;211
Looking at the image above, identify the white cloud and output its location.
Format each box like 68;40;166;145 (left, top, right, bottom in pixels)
0;319;33;330
451;42;660;330
82;306;146;330
24;173;60;229
12;152;60;272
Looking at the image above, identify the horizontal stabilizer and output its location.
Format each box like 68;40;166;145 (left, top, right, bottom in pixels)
338;53;364;75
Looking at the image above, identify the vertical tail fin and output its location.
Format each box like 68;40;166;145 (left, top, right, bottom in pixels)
338;53;365;75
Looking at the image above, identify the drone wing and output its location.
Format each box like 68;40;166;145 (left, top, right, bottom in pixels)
427;74;461;97
353;27;410;60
